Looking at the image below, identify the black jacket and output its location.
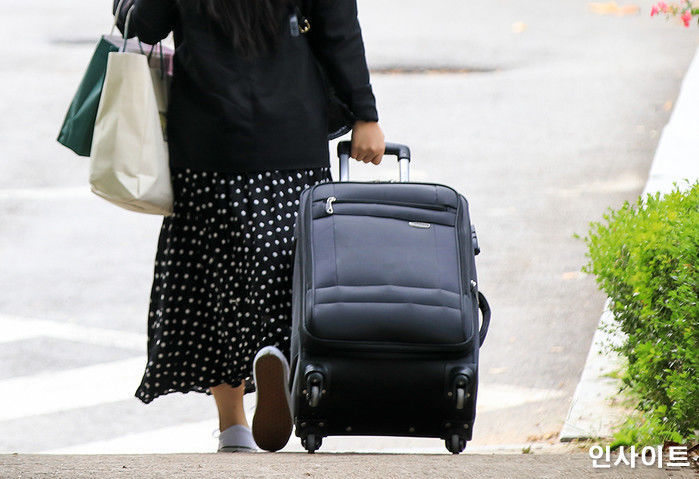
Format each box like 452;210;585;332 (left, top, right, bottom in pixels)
114;0;378;173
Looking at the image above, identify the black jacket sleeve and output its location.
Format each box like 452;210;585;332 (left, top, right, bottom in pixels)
307;0;378;122
113;0;176;45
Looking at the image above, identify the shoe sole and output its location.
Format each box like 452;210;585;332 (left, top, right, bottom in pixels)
217;445;257;453
252;353;293;452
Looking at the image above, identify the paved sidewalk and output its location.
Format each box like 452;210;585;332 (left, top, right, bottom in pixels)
2;453;695;479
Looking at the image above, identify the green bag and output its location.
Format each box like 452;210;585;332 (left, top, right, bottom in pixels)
56;37;121;157
57;0;173;157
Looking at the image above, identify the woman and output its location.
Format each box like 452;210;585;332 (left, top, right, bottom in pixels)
113;0;384;452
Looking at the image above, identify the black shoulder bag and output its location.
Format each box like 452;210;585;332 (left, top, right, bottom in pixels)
288;0;356;140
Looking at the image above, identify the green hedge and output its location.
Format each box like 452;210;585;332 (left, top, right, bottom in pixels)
582;182;698;444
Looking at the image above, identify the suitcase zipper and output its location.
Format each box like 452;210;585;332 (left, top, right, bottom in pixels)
325;196;336;214
322;197;453;215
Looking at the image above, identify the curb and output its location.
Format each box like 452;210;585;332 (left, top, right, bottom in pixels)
559;45;699;442
559;305;626;441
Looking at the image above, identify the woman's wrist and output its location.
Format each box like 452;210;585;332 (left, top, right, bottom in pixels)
350;120;385;165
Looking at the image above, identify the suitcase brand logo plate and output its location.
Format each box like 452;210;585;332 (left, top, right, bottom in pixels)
408;221;431;229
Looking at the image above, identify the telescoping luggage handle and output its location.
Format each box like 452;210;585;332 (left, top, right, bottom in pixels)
337;141;411;182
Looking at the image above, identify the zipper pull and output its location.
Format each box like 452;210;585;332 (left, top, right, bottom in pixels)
289;6;310;37
326;196;336;214
299;16;310;33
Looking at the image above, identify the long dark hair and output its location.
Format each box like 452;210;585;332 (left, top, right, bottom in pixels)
181;0;289;57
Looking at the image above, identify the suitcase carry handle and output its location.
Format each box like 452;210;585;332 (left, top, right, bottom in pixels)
337;141;411;182
478;291;491;347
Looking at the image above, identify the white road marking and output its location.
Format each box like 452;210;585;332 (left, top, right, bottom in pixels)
0;186;91;200
0;314;146;350
0;357;145;422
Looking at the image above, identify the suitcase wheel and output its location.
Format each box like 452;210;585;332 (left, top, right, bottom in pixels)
309;385;321;407
455;387;465;410
452;373;471;410
445;434;467;454
305;372;324;408
302;434;322;453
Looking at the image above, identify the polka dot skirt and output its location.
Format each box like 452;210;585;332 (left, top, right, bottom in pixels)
135;166;333;404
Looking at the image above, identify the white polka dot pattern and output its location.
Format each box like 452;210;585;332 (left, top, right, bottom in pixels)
135;166;333;403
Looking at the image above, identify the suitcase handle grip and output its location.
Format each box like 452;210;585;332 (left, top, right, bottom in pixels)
478;291;491;347
337;141;411;182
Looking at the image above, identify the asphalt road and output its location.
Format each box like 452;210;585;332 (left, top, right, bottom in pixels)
0;0;697;454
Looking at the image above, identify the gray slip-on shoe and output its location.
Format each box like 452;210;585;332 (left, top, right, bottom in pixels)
216;424;258;453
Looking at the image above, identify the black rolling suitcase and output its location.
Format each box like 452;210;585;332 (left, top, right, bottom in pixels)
290;141;491;454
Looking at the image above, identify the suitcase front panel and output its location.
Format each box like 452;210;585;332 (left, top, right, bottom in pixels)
312;215;460;291
305;186;472;346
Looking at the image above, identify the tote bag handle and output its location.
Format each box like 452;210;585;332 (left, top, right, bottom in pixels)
113;2;165;75
119;6;136;52
110;0;128;35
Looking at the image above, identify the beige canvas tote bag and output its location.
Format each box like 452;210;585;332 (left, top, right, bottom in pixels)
89;9;173;216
